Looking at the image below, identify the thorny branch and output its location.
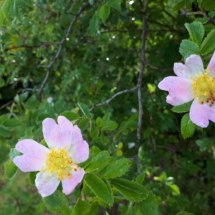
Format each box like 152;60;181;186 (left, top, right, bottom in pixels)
90;87;138;111
37;2;90;101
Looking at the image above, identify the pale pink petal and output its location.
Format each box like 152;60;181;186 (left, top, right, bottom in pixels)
207;52;215;76
70;140;89;163
62;168;85;195
190;100;210;128
42;118;57;148
185;55;204;77
42;116;74;149
174;63;192;79
68;125;89;163
158;76;193;106
208;106;215;123
13;139;49;172
13;154;46;172
35;172;60;197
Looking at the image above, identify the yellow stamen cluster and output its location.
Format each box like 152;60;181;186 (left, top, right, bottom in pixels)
41;146;78;181
190;69;215;106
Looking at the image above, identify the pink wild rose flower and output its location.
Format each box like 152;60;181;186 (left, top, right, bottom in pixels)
158;52;215;128
13;116;89;197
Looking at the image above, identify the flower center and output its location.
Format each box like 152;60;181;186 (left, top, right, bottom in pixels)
190;70;215;106
41;146;78;181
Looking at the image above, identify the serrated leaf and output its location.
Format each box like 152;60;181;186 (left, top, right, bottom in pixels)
99;5;110;23
60;111;80;121
136;173;145;184
77;103;91;117
134;192;158;215
179;39;200;59
4;160;18;179
43;190;71;215
85;151;114;172
84;173;114;206
108;0;121;11
4;118;20;127
71;199;91;215
99;158;131;179
201;30;215;55
185;21;204;45
181;113;196;139
202;0;215;11
0;126;11;137
172;101;192;113
111;178;149;202
88;13;100;36
172;0;185;12
78;117;90;131
122;202;134;215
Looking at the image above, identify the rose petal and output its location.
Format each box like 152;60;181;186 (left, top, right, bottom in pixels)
35;172;60;197
62;168;85;195
174;63;192;79
42;118;57;148
42;116;74;148
13;139;49;172
68;125;89;163
158;76;193;106
185;55;204;77
190;100;210;128
207;52;215;76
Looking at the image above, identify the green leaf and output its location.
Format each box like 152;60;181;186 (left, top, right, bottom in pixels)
0;114;10;125
136;173;145;184
77;103;91;117
181;113;196;139
108;0;121;11
99;5;110;23
201;30;215;55
111;178;149;202
43;190;71;215
4;118;20;127
88;13;100;36
176;212;193;215
0;8;6;26
179;39;200;59
78;117;90;131
89;0;94;4
71;199;91;215
2;0;14;19
202;0;215;11
0;77;5;87
60;111;80;121
196;138;210;151
24;96;40;109
96;117;103;127
99;158;131;179
102;120;118;130
21;0;33;7
84;173;114;206
4;160;18;179
172;0;185;12
0;126;11;137
185;21;204;45
85;151;114;173
169;184;181;195
134;192;158;215
87;201;99;215
172;101;192;113
9;148;20;160
29;172;37;185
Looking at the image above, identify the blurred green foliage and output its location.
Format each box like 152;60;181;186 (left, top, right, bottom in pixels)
1;0;215;214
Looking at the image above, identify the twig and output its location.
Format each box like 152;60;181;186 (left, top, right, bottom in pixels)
136;0;149;174
5;43;43;51
145;62;172;71
90;87;138;111
38;2;90;101
0;101;13;110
